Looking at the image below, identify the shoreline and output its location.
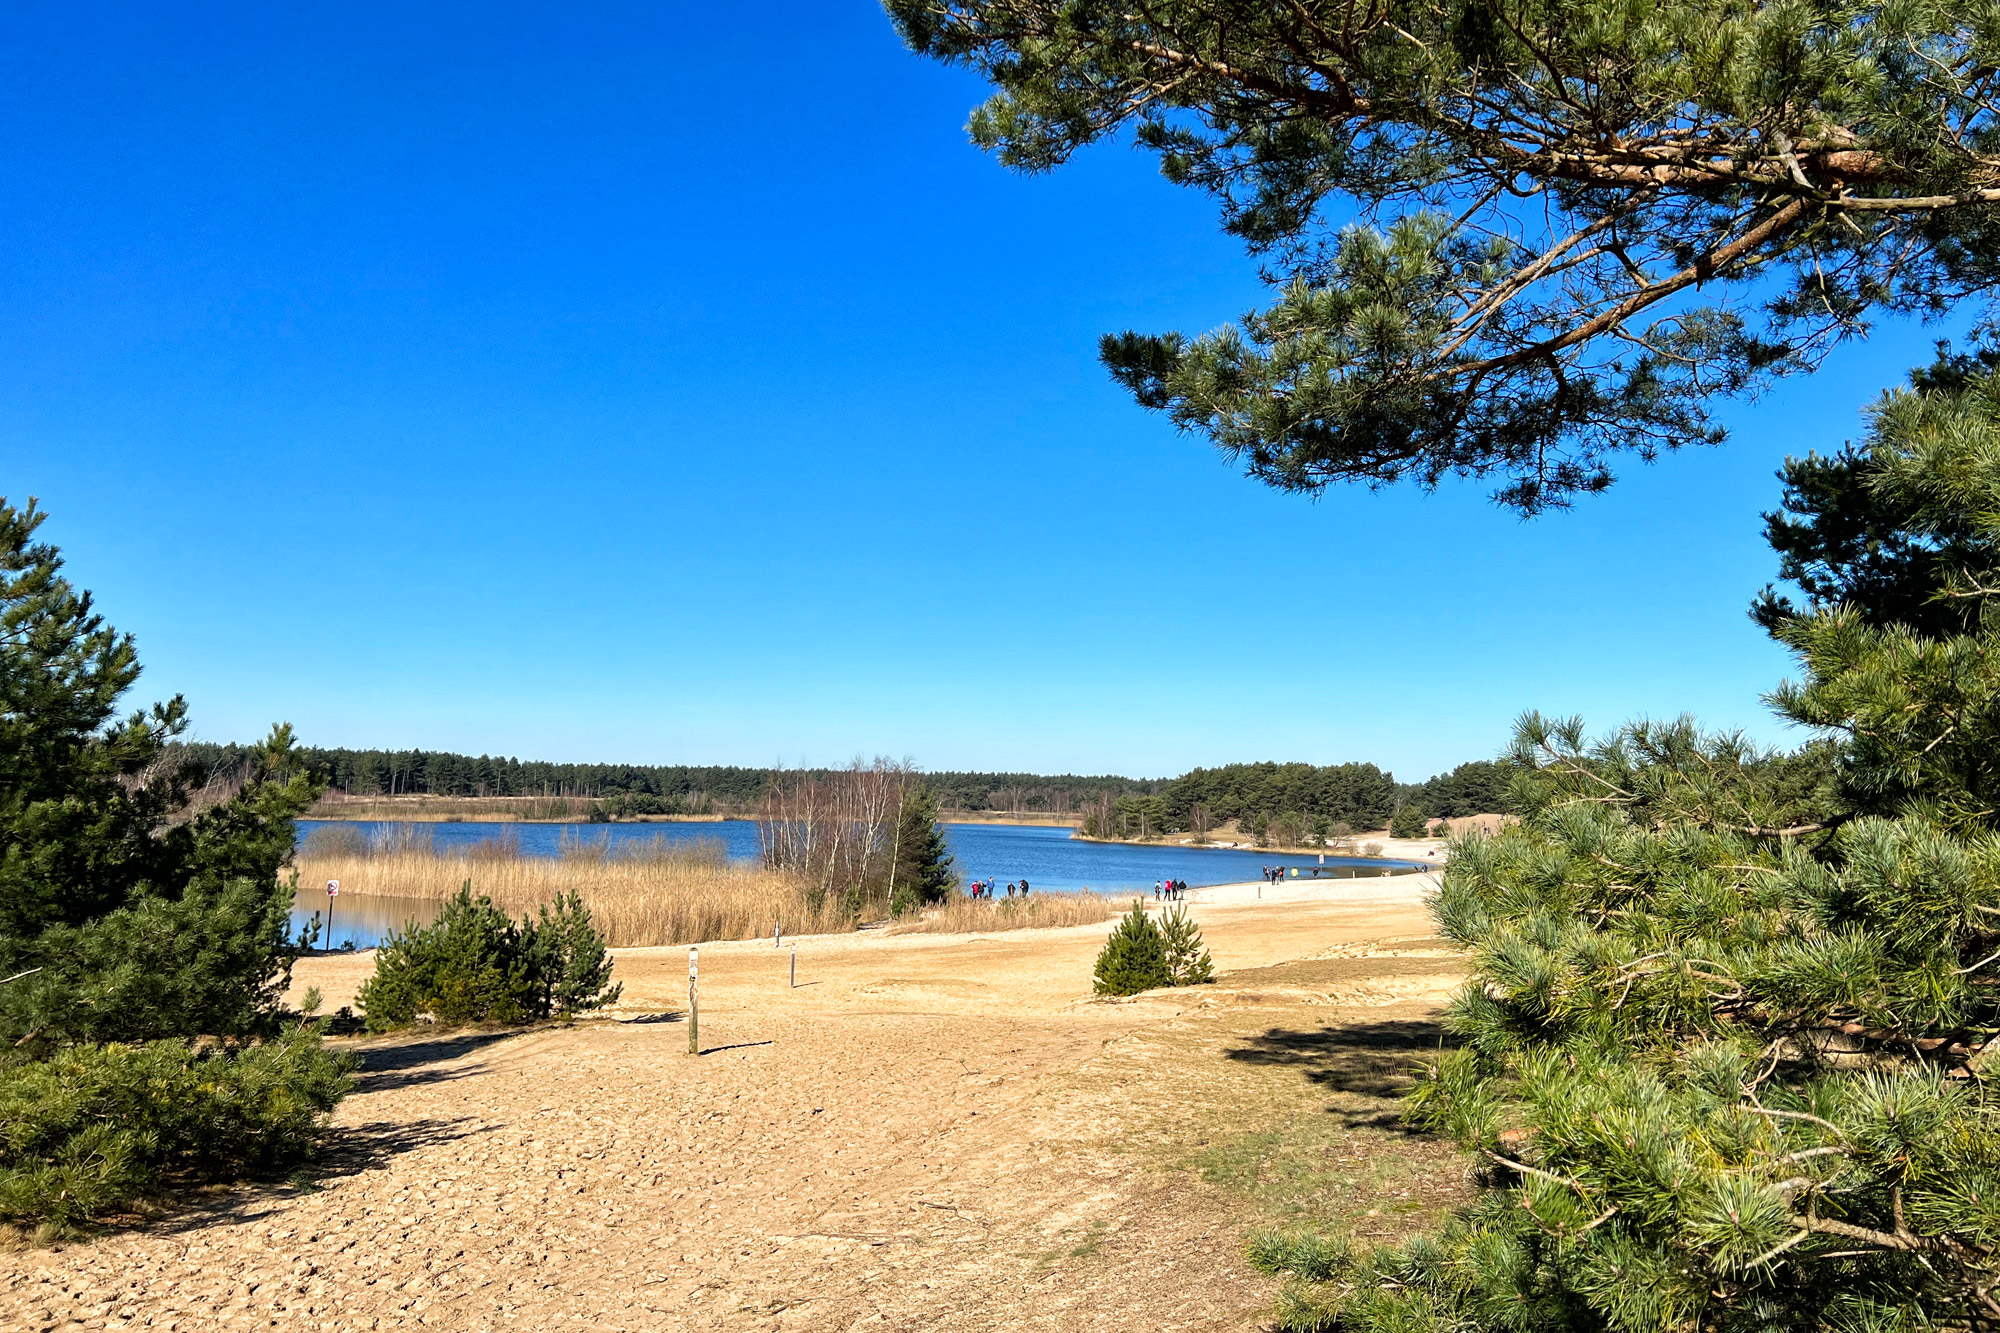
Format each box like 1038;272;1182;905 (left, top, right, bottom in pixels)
1068;830;1444;863
303;809;734;824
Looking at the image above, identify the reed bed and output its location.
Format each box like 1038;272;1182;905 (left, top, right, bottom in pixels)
888;892;1119;935
307;793;612;822
293;827;842;947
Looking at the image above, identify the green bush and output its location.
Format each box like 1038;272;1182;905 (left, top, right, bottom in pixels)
357;885;621;1032
0;1026;353;1232
528;891;620;1018
1093;901;1171;995
1387;804;1426;839
1159;905;1214;985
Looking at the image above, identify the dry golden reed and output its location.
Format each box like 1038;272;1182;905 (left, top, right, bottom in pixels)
307;793;630;823
889;892;1118;935
293;828;841;947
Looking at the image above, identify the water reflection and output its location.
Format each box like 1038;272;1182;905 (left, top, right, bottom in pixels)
291;891;438;952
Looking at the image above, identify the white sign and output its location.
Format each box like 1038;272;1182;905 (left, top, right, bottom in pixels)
688;947;698;979
326;879;340;897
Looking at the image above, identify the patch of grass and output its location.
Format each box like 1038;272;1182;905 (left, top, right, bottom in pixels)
1067;1219;1110;1259
888;893;1116;935
1190;1114;1459;1236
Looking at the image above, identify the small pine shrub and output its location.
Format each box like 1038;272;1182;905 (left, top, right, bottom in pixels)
1159;905;1214;985
1388;804;1427;839
529;890;623;1018
357;884;620;1031
0;1027;353;1231
1093;901;1171;995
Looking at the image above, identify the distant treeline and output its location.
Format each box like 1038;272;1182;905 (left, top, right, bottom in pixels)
173;745;1162;817
1082;759;1517;840
172;744;1515;825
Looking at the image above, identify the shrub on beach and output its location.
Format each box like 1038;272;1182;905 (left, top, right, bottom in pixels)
1388;804;1427;839
1159;905;1214;986
357;884;621;1031
0;1027;353;1234
1093;901;1171;996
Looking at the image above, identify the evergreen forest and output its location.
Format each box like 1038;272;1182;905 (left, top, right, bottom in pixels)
175;744;1514;831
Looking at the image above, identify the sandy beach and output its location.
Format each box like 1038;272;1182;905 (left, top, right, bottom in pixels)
3;887;1468;1332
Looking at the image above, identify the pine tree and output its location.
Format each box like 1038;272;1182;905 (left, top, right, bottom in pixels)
0;499;352;1230
888;3;2000;512
0;499;322;1048
1388;804;1426;840
1256;354;2000;1330
1093;901;1172;996
1159;905;1214;987
532;890;622;1018
892;786;957;907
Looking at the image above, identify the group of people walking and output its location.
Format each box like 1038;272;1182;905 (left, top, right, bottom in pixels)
1154;878;1189;901
968;878;1030;900
1261;865;1291;884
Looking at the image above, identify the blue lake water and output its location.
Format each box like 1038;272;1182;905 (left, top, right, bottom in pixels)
291;819;1426;948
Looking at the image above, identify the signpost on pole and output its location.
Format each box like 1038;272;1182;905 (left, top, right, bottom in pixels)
687;947;699;1056
325;880;340;948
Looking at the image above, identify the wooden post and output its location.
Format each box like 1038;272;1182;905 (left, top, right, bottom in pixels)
687;947;699;1056
790;944;796;989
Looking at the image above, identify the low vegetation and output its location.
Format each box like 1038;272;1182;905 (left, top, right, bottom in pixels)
889;891;1117;935
357;885;621;1031
308;792;609;822
1093;901;1213;995
0;1027;352;1236
295;827;845;946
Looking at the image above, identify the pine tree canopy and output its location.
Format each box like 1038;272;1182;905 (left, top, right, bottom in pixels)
1259;356;2000;1331
894;786;959;905
0;499;321;1048
886;1;2000;511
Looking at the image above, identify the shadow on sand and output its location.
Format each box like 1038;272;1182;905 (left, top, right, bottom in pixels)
346;1029;524;1094
1222;1018;1452;1130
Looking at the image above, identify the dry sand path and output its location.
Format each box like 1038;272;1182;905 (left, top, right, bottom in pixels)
3;890;1467;1333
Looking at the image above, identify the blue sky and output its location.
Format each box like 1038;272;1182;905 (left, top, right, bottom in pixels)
3;2;1965;781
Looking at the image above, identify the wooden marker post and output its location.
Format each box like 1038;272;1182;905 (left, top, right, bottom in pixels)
790;944;796;989
687;947;699;1056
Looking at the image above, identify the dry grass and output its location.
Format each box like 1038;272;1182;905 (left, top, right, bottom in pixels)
889;892;1119;935
307;793;648;822
293;826;842;947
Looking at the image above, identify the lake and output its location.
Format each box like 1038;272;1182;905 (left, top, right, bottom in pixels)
291;818;1428;948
